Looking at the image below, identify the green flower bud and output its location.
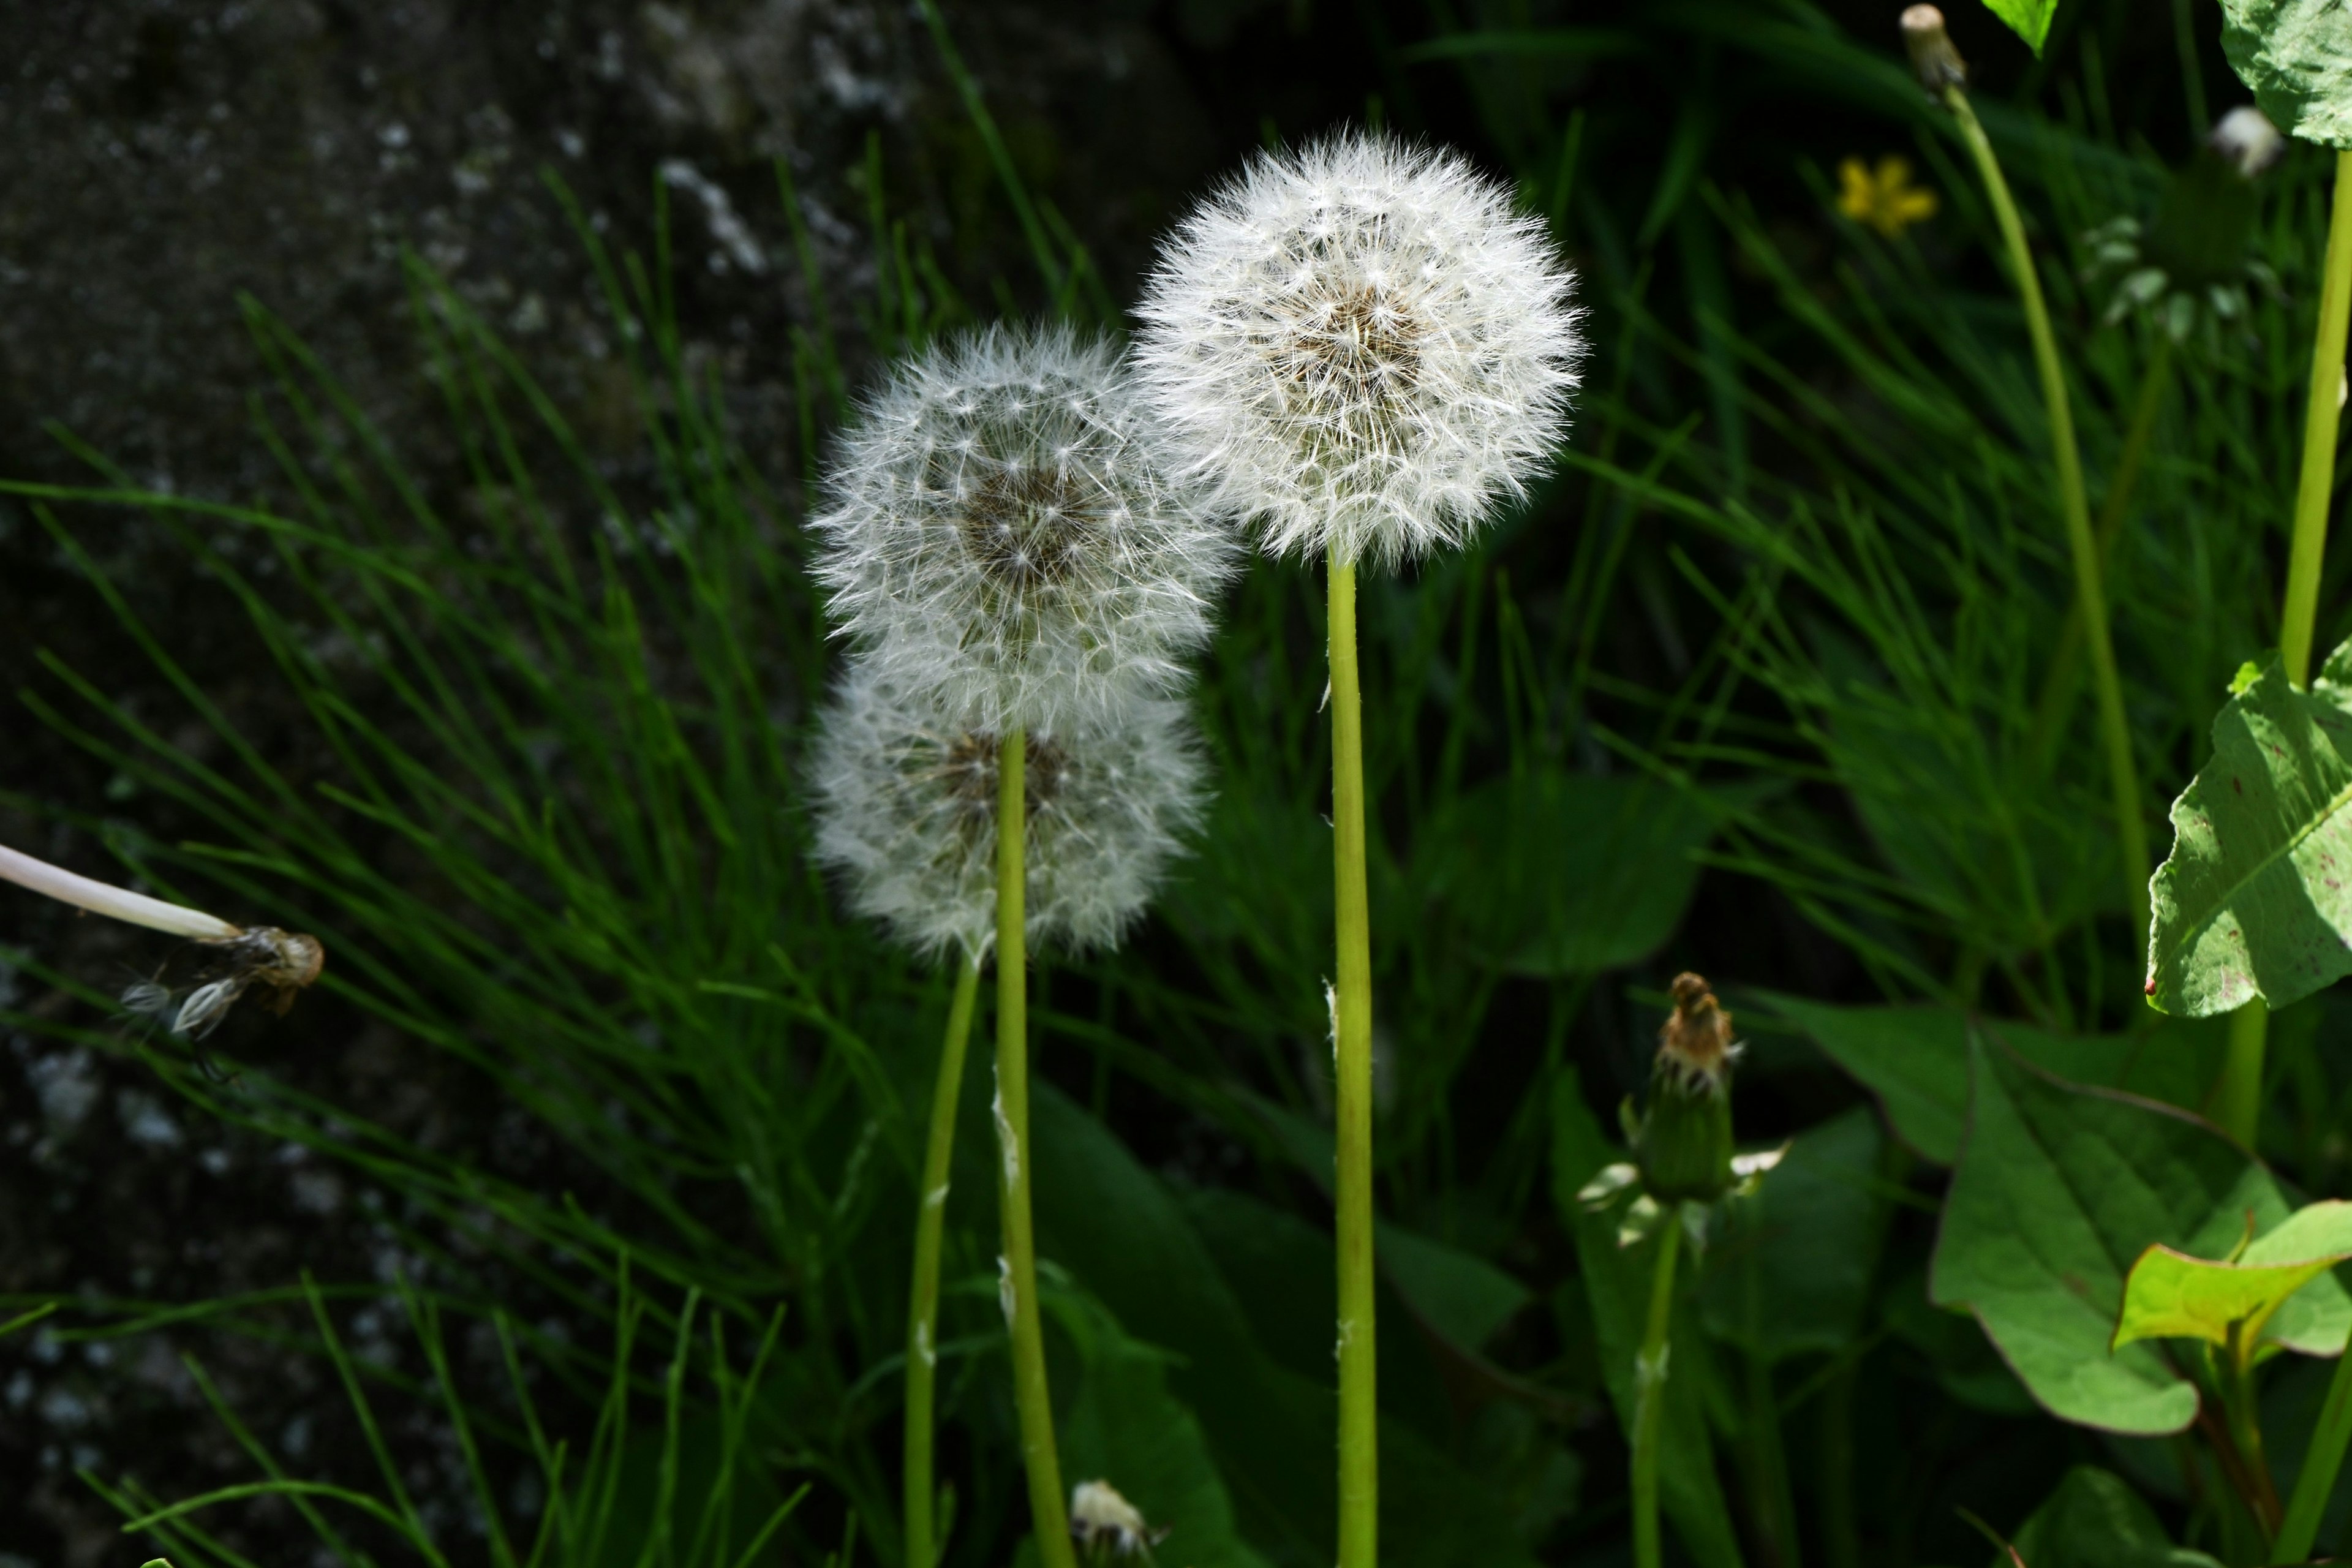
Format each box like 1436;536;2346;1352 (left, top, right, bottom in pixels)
1634;973;1740;1204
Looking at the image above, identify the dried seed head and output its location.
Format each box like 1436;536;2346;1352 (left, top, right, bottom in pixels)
1657;971;1738;1091
1070;1480;1168;1561
1133;131;1583;570
811;323;1237;735
806;660;1208;961
2211;105;2286;181
1901;6;1967;94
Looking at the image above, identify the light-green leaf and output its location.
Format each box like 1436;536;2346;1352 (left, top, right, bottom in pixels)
2223;0;2352;149
2113;1199;2352;1363
2146;646;2352;1016
1982;0;2060;56
1929;1037;2296;1434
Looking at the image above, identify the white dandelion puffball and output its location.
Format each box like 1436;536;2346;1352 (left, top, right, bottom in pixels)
1133;131;1584;569
811;323;1237;734
807;661;1208;962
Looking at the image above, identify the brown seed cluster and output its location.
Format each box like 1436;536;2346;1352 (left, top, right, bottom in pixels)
1286;279;1423;425
1658;970;1736;1087
956;465;1100;594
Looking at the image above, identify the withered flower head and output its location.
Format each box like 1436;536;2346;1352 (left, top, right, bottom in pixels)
1901;6;1968;95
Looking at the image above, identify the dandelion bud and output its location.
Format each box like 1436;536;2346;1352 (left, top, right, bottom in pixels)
806;661;1207;961
810;323;1235;737
1134;132;1582;570
1632;972;1740;1204
1901;6;1968;96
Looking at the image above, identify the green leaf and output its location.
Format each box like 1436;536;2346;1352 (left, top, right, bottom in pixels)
1049;1291;1275;1568
2113;1199;2352;1362
1031;1086;1541;1568
1551;1070;1748;1568
2147;647;2352;1016
1423;769;1718;975
1378;1224;1535;1352
2223;0;2352;149
1981;0;2059;56
1699;1107;1887;1362
1763;993;2227;1164
1929;1038;2299;1434
2008;1466;2225;1568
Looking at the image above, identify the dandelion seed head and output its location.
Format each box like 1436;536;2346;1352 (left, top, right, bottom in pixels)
807;662;1208;961
812;324;1237;733
1133;131;1583;568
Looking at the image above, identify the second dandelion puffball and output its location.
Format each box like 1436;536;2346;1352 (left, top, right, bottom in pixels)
1133;132;1583;570
813;323;1237;736
807;662;1208;962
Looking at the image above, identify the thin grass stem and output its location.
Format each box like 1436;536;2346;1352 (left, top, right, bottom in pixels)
994;729;1074;1568
1946;85;2149;938
1632;1211;1684;1568
1329;551;1379;1568
906;953;983;1568
2025;331;2174;777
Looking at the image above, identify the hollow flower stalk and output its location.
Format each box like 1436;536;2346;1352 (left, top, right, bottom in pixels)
1134;130;1581;1568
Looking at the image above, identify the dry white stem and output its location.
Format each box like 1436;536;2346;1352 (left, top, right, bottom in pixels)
0;841;238;941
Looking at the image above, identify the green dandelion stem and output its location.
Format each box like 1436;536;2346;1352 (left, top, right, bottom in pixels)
1330;551;1379;1568
995;728;1076;1568
1947;83;2149;938
905;949;982;1568
1632;1210;1684;1568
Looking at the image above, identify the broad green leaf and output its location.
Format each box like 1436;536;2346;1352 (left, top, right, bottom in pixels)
1929;1038;2291;1434
2147;646;2352;1016
1699;1107;1887;1362
1763;992;2227;1163
2113;1200;2352;1361
2009;1466;2225;1568
1552;1070;1748;1568
1982;0;2059;56
1032;1087;1540;1568
2223;0;2352;149
1050;1292;1275;1568
1423;769;1718;975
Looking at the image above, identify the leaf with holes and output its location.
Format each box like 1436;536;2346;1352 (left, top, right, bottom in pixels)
2146;643;2352;1016
2223;0;2352;148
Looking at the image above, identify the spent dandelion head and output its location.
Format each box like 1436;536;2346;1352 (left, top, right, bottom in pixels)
1069;1480;1169;1563
1132;130;1583;570
811;323;1237;735
2083;104;2285;349
806;660;1208;962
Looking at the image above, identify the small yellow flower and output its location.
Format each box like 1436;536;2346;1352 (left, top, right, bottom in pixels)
1837;155;1939;238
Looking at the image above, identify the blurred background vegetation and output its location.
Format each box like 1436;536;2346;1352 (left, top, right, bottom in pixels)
4;0;2348;1564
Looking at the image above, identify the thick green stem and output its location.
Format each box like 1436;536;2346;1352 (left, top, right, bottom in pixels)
995;730;1075;1568
2281;149;2352;692
1330;552;1379;1568
2263;150;2352;1568
2218;999;2269;1148
2226;1331;2284;1542
2026;332;2174;778
2275;1328;2352;1562
1744;1351;1801;1568
905;953;982;1568
1632;1212;1684;1568
1949;85;2149;938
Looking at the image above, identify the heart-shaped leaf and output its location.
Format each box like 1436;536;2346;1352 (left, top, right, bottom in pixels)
2010;1466;2226;1568
2113;1199;2352;1364
2147;644;2352;1016
1929;1037;2297;1434
2223;0;2352;149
